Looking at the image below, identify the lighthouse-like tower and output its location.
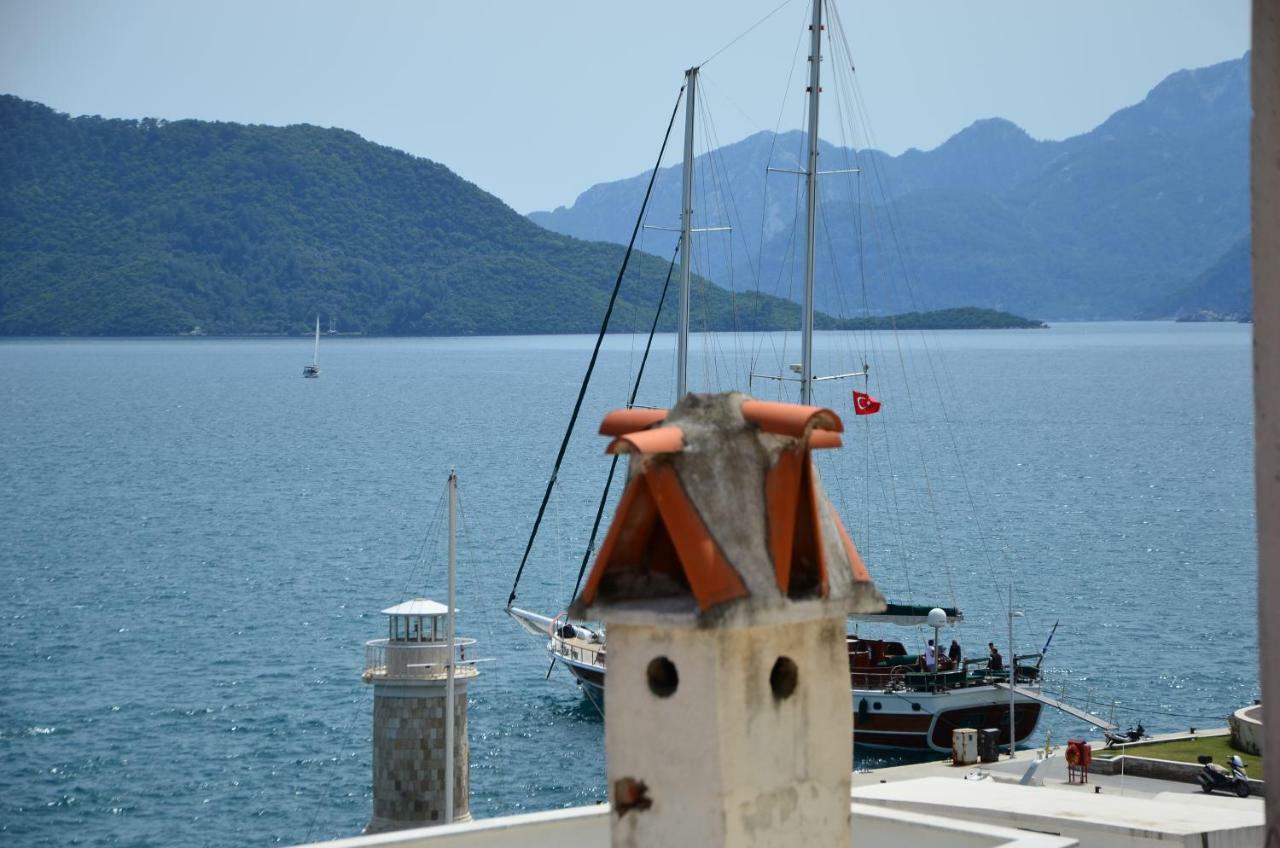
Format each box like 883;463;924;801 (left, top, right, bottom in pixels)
361;598;478;833
572;393;884;848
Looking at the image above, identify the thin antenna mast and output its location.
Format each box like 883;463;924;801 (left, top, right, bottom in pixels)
677;66;698;399
445;469;457;822
801;0;823;405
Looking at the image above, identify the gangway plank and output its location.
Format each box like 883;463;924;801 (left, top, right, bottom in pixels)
993;682;1117;731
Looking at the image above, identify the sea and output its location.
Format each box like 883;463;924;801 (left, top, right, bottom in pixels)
0;322;1259;846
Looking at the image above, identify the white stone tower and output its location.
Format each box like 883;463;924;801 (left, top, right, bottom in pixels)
572;392;884;848
361;598;478;833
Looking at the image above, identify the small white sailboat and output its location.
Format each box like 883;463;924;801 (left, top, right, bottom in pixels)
303;314;321;378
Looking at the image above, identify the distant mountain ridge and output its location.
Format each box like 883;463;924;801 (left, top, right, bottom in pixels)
529;54;1250;320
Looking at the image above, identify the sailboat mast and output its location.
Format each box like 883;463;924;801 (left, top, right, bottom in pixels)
801;0;823;405
313;315;320;366
445;469;457;823
677;67;698;400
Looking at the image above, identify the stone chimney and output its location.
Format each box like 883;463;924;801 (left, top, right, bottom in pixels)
571;392;884;848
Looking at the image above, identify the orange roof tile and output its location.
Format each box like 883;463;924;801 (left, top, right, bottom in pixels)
599;407;668;437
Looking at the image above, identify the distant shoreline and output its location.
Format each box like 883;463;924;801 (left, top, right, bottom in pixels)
0;319;1259;342
0;308;1055;338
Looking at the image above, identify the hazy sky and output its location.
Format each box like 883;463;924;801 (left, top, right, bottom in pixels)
0;1;1250;214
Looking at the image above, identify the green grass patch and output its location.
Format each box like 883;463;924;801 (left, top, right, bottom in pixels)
1093;735;1263;778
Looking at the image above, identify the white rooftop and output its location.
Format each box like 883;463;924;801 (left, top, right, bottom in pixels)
853;777;1264;846
381;599;455;617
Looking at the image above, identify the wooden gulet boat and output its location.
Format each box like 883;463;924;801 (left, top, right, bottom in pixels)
507;0;1046;755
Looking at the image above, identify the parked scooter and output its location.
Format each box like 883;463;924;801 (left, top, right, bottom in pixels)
1196;754;1250;797
1103;723;1146;748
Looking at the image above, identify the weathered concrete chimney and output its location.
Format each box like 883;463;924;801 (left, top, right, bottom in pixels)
571;392;884;848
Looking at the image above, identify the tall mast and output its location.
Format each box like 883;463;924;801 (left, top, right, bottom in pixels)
313;315;320;366
801;0;823;405
677;67;698;400
445;469;457;823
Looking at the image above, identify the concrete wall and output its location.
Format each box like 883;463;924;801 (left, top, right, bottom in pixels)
297;802;1075;848
1089;754;1264;796
603;615;853;848
1228;705;1263;756
1252;2;1280;845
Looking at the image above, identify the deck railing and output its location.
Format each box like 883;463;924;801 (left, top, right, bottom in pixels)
552;635;606;669
363;638;478;679
849;652;1042;692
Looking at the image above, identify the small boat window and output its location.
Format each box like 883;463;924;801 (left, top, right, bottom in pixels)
873;702;882;710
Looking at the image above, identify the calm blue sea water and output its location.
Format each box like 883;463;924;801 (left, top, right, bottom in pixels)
0;323;1258;846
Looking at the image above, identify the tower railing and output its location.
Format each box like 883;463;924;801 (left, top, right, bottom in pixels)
363;638;478;680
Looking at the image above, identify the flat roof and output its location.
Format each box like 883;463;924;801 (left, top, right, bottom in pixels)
381;598;456;617
853;777;1263;840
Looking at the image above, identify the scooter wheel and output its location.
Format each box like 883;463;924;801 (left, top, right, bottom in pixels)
1200;780;1213;794
1235;783;1250;798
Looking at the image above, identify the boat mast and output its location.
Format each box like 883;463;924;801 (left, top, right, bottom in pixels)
801;0;823;405
313;315;320;367
445;469;457;823
677;66;698;400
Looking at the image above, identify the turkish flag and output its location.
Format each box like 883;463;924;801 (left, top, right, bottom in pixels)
852;390;882;415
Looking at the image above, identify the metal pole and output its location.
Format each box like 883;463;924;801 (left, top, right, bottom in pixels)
1008;583;1016;758
445;469;457;823
800;0;823;405
677;67;698;400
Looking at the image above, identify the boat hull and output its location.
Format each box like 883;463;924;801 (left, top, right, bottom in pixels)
551;653;1040;753
563;662;605;700
852;686;1042;752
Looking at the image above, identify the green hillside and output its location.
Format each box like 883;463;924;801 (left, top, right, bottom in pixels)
0;95;810;336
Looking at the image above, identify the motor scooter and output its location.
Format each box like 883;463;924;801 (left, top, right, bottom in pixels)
1196;754;1250;797
1103;723;1146;748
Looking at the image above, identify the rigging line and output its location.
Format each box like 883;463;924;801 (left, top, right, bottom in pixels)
842;63;1018;613
1049;694;1227;724
695;92;740;390
694;85;733;380
397;482;449;604
568;243;680;602
698;0;800;68
821;55;966;614
820;14;872;373
507;82;687;608
751;16;807;375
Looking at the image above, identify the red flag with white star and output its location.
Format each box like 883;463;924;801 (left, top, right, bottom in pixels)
852;390;882;415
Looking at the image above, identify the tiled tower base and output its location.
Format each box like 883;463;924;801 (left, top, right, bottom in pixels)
365;681;471;834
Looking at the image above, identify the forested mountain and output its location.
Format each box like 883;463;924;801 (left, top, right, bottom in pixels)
0;95;814;336
529;54;1250;320
1155;235;1252;321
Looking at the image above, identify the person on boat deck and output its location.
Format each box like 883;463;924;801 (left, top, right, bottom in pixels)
948;639;962;666
922;639;937;672
988;643;1004;671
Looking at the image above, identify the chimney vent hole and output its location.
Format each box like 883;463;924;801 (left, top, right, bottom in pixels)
770;656;799;700
646;656;679;698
